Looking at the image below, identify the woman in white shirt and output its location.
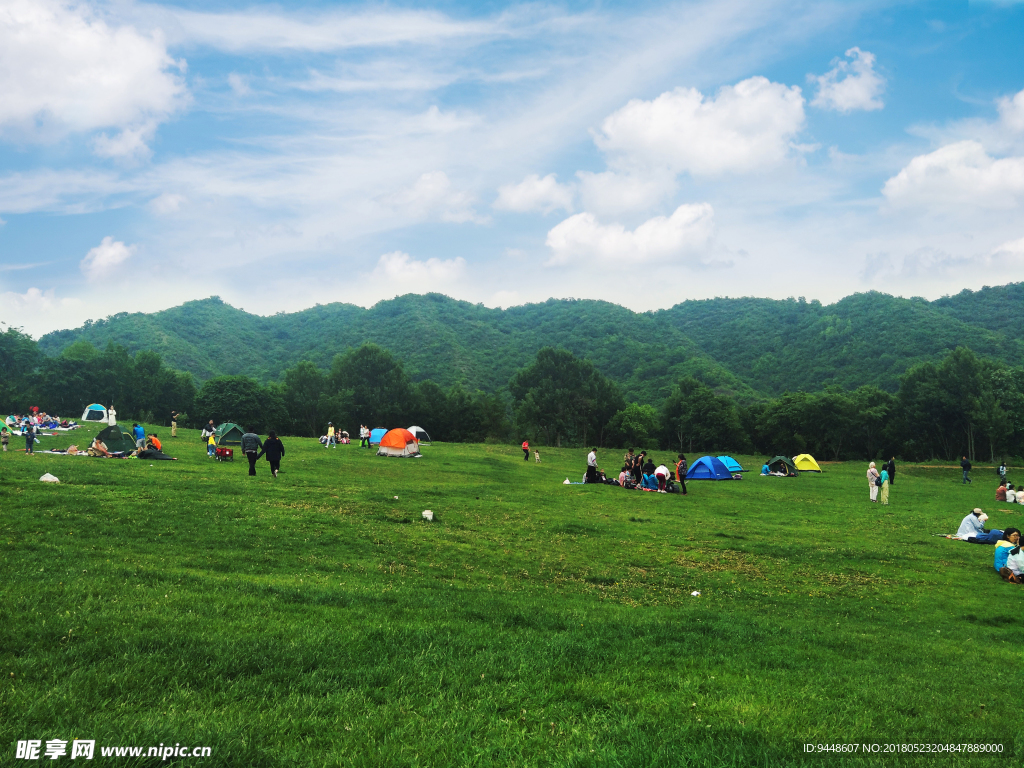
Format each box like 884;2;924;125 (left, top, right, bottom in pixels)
867;462;880;502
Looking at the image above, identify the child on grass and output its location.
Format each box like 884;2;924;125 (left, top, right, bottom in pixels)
1;427;7;452
207;433;216;457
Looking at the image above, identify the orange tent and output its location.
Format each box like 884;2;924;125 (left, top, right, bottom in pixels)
376;428;420;457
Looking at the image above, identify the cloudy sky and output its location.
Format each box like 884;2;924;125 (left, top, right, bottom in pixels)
2;0;1024;337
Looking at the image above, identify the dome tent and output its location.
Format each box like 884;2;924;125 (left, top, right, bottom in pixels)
766;456;799;476
717;455;744;473
377;428;420;457
407;426;431;444
96;424;136;454
215;423;245;446
369;428;387;445
82;404;108;423
686;455;734;480
793;454;822;472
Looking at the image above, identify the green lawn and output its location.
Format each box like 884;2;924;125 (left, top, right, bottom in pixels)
1;426;1020;767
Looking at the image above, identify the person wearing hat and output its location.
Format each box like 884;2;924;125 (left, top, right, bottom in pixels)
956;508;1003;544
326;422;336;448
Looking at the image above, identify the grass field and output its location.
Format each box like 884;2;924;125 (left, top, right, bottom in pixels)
2;425;1021;767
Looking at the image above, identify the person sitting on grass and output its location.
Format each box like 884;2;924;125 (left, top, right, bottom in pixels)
147;433;162;452
994;528;1020;581
1005;540;1024;584
1007;485;1017;504
996;479;1007;502
956;508;1003;544
87;437;110;457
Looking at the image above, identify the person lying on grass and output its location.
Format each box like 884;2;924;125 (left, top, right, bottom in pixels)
994;528;1020;581
956;508;1003;544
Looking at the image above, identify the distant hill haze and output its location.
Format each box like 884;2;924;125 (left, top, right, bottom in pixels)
37;286;1024;402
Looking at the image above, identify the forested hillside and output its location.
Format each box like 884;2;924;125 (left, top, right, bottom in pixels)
38;285;1024;401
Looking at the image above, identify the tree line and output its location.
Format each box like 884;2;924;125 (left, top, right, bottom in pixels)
3;324;1022;462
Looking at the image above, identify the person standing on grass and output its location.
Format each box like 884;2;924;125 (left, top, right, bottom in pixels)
961;456;972;484
132;423;146;451
170;410;179;438
326;422;336;448
258;431;285;478
107;404;117;426
675;454;688;496
585;447;600;483
655;462;670;493
886;457;896;486
867;462;880;502
522;439;530;461
241;428;264;476
879;465;890;505
1;427;8;452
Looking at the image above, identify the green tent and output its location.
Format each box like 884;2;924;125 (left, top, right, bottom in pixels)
215;423;245;446
767;455;799;476
96;424;136;454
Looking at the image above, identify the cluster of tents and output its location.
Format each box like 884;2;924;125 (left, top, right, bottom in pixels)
684;453;822;480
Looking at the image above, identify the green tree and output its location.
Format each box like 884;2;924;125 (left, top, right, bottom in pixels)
661;377;745;454
329;344;412;428
195;376;286;433
604;403;659;448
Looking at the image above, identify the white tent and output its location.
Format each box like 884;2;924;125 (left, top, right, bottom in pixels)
407;426;431;444
81;404;108;424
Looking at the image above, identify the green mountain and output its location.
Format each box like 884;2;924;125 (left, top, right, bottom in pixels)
37;286;1024;401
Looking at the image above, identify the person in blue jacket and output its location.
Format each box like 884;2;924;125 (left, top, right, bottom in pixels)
994;528;1020;577
132;423;146;450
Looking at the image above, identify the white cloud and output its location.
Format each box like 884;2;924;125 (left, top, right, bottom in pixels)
371;251;466;285
882;140;1024;208
493;174;574;214
488;290;522;308
0;0;187;153
0;287;82;330
594;77;806;176
227;73;251;96
152;7;498;53
810;47;885;113
575;170;676;216
80;237;136;281
384;171;485;223
997;88;1024;133
149;193;187;215
545;203;714;266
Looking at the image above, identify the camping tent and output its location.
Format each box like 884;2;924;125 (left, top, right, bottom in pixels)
215;423;245;446
686;455;734;480
81;404;108;424
377;428;420;457
793;454;822;472
766;455;799;476
407;426;432;444
96;424;136;454
369;428;387;445
717;455;744;473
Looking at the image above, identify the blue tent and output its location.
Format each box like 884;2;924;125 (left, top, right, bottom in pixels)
686;455;734;481
369;428;387;445
717;455;744;473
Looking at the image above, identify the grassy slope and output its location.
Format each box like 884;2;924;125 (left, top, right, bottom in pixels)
1;428;1020;767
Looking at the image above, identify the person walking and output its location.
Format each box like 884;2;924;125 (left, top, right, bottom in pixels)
961;456;972;484
24;422;35;455
259;431;285;478
867;462;880;502
879;464;890;505
886;457;896;486
522;439;530;461
241;428;264;476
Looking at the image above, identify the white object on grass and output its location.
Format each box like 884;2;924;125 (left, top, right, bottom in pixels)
690;591;700;597
40;473;60;483
394;496;399;499
422;510;434;521
563;478;570;484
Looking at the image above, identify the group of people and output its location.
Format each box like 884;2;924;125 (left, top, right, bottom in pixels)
995;478;1024;505
866;458;897;504
956;510;1023;584
321;423;351;447
2;413;80;455
240;429;286;477
582;447;687;494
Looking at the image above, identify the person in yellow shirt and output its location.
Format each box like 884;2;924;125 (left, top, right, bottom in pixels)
326;422;336;448
207;433;216;457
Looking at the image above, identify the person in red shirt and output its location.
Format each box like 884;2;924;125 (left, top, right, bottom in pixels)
522;440;530;461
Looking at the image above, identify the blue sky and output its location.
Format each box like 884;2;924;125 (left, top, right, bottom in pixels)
2;0;1024;336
